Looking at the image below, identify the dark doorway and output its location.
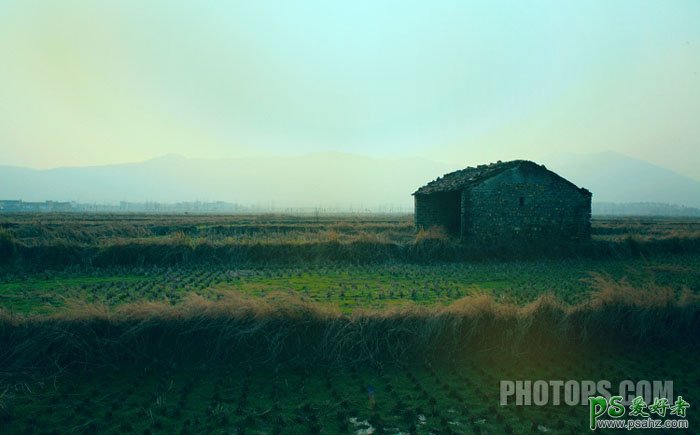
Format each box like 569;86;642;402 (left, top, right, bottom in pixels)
435;190;461;234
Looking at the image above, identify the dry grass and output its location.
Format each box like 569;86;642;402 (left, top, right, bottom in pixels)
414;226;450;243
0;275;697;373
3;215;700;268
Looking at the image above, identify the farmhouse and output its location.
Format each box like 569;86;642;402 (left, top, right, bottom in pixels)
413;160;592;244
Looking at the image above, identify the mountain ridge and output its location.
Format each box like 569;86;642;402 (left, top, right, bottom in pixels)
2;151;699;208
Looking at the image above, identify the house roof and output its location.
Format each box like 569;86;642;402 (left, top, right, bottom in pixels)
413;160;591;196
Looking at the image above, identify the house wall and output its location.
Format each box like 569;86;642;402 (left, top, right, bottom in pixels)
461;165;591;244
414;191;461;234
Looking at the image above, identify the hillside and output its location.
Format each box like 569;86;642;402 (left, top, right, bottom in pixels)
2;151;699;209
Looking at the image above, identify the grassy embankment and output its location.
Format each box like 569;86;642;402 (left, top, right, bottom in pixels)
1;273;697;370
2;214;700;269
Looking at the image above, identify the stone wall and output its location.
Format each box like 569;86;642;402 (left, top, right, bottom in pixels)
461;165;591;244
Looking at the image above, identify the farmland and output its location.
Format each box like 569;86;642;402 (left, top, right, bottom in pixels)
1;256;699;315
1;214;699;434
2;348;698;434
1;213;699;315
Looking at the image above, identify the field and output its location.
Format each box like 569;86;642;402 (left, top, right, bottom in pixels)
3;349;698;434
1;214;699;434
1;256;700;316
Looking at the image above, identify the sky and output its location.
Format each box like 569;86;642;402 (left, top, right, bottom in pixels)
0;1;699;179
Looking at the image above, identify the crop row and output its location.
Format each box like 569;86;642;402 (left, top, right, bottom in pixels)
2;254;699;314
3;347;698;434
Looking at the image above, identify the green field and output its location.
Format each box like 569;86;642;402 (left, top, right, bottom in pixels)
1;214;699;434
2;348;698;434
1;254;699;315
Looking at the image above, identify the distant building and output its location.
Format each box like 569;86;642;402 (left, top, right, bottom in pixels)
0;200;73;212
413;160;592;244
48;201;73;212
0;200;23;212
0;199;247;214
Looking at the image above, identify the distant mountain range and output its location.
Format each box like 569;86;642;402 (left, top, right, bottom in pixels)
540;151;700;208
0;153;451;210
1;151;699;211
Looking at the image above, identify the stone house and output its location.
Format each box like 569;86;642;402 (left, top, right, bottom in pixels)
413;160;592;244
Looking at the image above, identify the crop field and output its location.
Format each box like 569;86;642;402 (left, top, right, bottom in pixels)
1;213;699;315
1;255;699;315
1;214;699;434
2;348;698;434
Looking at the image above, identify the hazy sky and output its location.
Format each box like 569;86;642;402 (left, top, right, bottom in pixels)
1;1;698;179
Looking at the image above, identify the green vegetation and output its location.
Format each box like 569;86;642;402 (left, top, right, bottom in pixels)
1;255;699;315
2;349;698;434
3;276;698;368
0;214;699;433
1;278;699;433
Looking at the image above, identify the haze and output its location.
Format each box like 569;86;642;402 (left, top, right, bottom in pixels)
1;1;699;182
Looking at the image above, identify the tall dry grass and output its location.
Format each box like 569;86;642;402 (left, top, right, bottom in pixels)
0;275;697;372
8;234;700;269
5;214;700;269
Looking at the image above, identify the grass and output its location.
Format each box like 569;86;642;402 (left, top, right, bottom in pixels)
3;213;700;246
1;214;699;433
3;214;700;269
2;349;698;434
1;253;699;315
0;280;698;433
1;275;697;369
